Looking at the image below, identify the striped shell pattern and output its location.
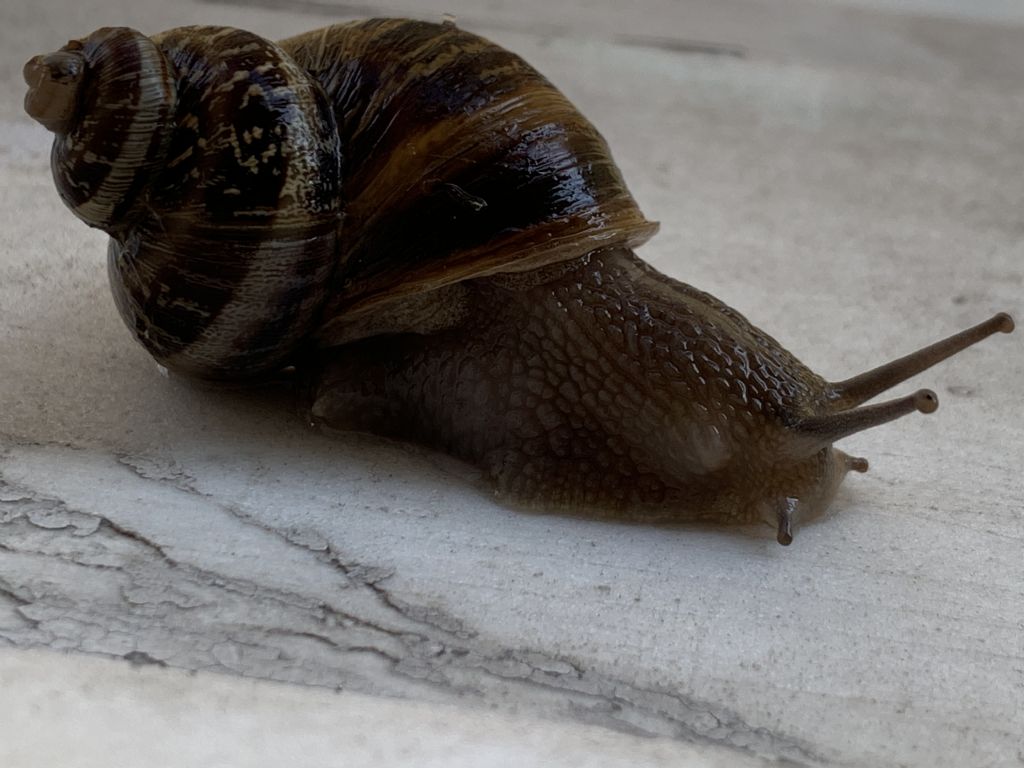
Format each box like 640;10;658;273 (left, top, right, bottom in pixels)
26;20;656;377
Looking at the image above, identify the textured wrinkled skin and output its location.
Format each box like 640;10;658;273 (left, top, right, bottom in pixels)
311;248;850;525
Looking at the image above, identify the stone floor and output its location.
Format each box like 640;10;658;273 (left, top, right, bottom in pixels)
1;1;1021;766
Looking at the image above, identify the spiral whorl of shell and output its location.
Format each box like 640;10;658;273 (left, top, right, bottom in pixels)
24;27;177;232
29;26;343;377
103;26;343;377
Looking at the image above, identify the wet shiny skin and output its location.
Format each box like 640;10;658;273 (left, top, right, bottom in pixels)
312;247;854;529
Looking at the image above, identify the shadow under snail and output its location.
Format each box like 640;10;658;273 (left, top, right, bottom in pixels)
23;19;1014;545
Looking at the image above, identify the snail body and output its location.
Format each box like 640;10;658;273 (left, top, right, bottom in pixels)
25;20;1013;544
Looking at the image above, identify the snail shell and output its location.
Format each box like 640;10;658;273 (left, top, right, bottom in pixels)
25;21;653;377
25;26;343;375
25;19;1014;544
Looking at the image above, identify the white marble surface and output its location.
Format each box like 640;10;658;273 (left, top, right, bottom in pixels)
2;649;759;768
1;1;1022;766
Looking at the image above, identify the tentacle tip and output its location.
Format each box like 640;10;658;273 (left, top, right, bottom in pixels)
775;502;795;546
913;389;939;414
994;312;1015;334
848;456;869;473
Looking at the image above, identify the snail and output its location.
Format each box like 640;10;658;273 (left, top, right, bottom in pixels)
23;19;1014;545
